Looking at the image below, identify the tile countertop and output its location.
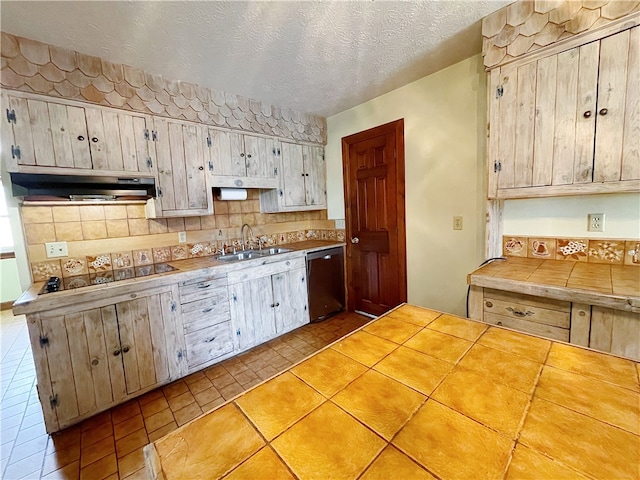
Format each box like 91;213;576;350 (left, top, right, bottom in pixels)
468;257;640;313
145;304;640;480
12;240;344;315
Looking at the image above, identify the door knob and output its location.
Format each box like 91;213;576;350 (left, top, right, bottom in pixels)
351;237;360;244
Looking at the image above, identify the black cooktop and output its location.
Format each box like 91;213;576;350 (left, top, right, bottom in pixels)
39;263;178;294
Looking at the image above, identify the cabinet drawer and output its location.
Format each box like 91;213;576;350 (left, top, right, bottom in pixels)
227;256;305;284
484;289;570;313
179;276;228;304
483;297;570;329
181;290;229;315
484;312;569;342
182;301;231;335
185;321;234;369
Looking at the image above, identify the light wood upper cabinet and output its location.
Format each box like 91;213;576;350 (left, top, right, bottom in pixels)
260;142;327;212
146;117;213;218
2;92;156;175
488;26;639;199
207;128;278;188
28;285;185;432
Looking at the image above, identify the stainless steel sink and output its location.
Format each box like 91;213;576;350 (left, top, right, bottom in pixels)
215;247;293;262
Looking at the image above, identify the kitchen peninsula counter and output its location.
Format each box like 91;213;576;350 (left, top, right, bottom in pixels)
468;257;640;313
145;304;639;480
12;240;344;315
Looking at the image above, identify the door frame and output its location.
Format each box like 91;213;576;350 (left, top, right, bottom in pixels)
341;119;407;313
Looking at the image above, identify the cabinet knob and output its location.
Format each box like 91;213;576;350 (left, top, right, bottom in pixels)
599;108;608;116
485;301;493;308
583;111;592;118
497;321;503;326
240;153;245;157
275;302;280;307
122;346;130;353
247;154;252;158
77;135;85;141
579;310;586;317
91;359;99;366
270;303;275;308
198;166;204;170
113;349;121;356
91;137;99;143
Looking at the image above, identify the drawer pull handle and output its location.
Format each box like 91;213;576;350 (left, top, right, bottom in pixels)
205;336;216;343
122;346;130;353
202;307;213;313
506;307;534;317
113;349;121;356
197;283;211;289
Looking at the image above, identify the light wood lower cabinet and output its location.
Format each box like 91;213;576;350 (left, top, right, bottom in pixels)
178;273;234;372
469;286;640;360
27;285;186;433
228;256;309;351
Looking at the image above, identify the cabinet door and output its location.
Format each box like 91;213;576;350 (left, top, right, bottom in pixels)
2;93;92;170
38;306;122;427
302;145;326;207
594;27;640;183
208;129;246;177
244;134;275;178
115;288;183;394
273;266;309;334
281;142;306;206
229;276;277;351
154;117;211;215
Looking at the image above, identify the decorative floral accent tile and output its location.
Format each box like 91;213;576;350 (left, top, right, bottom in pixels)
556;239;588;262
503;237;527;257
320;230;328;240
171;245;188;260
278;233;288;244
189;243;208;257
133;249;153;266
203;243;216;255
61;257;88;277
154;263;175;274
528;238;556;259
64;275;91;289
296;231;306;242
625;241;640;266
135;265;155;277
327;230;337;240
90;272;114;285
87;254;112;272
336;230;346;242
152;247;171;264
31;260;62;282
287;232;297;243
588;240;624;264
112;251;133;270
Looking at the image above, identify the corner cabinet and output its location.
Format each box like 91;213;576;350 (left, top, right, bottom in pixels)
207;129;279;189
145;117;213;218
26;285;186;433
260;142;327;212
1;91;157;175
488;25;640;199
227;255;309;351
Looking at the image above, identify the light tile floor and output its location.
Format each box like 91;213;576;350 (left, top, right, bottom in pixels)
0;308;370;480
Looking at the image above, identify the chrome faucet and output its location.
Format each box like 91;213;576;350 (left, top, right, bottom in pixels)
240;223;254;250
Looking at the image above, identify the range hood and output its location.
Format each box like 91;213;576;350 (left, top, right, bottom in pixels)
10;173;156;200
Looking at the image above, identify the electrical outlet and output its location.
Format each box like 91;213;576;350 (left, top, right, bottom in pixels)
335;219;346;229
453;216;463;230
588;213;605;232
178;231;187;243
45;241;68;258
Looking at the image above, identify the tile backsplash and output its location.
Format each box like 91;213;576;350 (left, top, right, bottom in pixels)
22;191;343;281
503;236;640;266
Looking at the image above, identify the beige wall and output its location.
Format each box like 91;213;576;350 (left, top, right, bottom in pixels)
1;258;23;303
325;55;488;316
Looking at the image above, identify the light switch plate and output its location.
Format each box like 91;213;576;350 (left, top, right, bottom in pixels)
178;231;187;243
46;241;68;258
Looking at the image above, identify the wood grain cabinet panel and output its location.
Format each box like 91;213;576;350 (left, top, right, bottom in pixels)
2;91;156;174
207;128;278;189
260;142;327;212
27;285;185;433
146;116;213;218
488;25;640;199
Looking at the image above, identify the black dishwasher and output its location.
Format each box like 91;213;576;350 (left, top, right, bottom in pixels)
306;247;345;322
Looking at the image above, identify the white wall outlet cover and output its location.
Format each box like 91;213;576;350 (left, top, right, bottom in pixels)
453;216;463;230
178;231;187;243
335;219;346;229
45;241;68;258
588;213;605;232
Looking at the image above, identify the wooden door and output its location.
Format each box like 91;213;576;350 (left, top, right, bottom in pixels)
115;289;177;395
281;142;306;206
273;266;309;334
154;117;210;215
594;26;640;182
38;306;120;427
303;145;326;207
342;119;406;316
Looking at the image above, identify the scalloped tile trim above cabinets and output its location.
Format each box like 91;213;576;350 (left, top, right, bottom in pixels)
502;236;640;266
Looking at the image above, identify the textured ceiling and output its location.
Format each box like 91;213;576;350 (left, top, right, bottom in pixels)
0;1;509;117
